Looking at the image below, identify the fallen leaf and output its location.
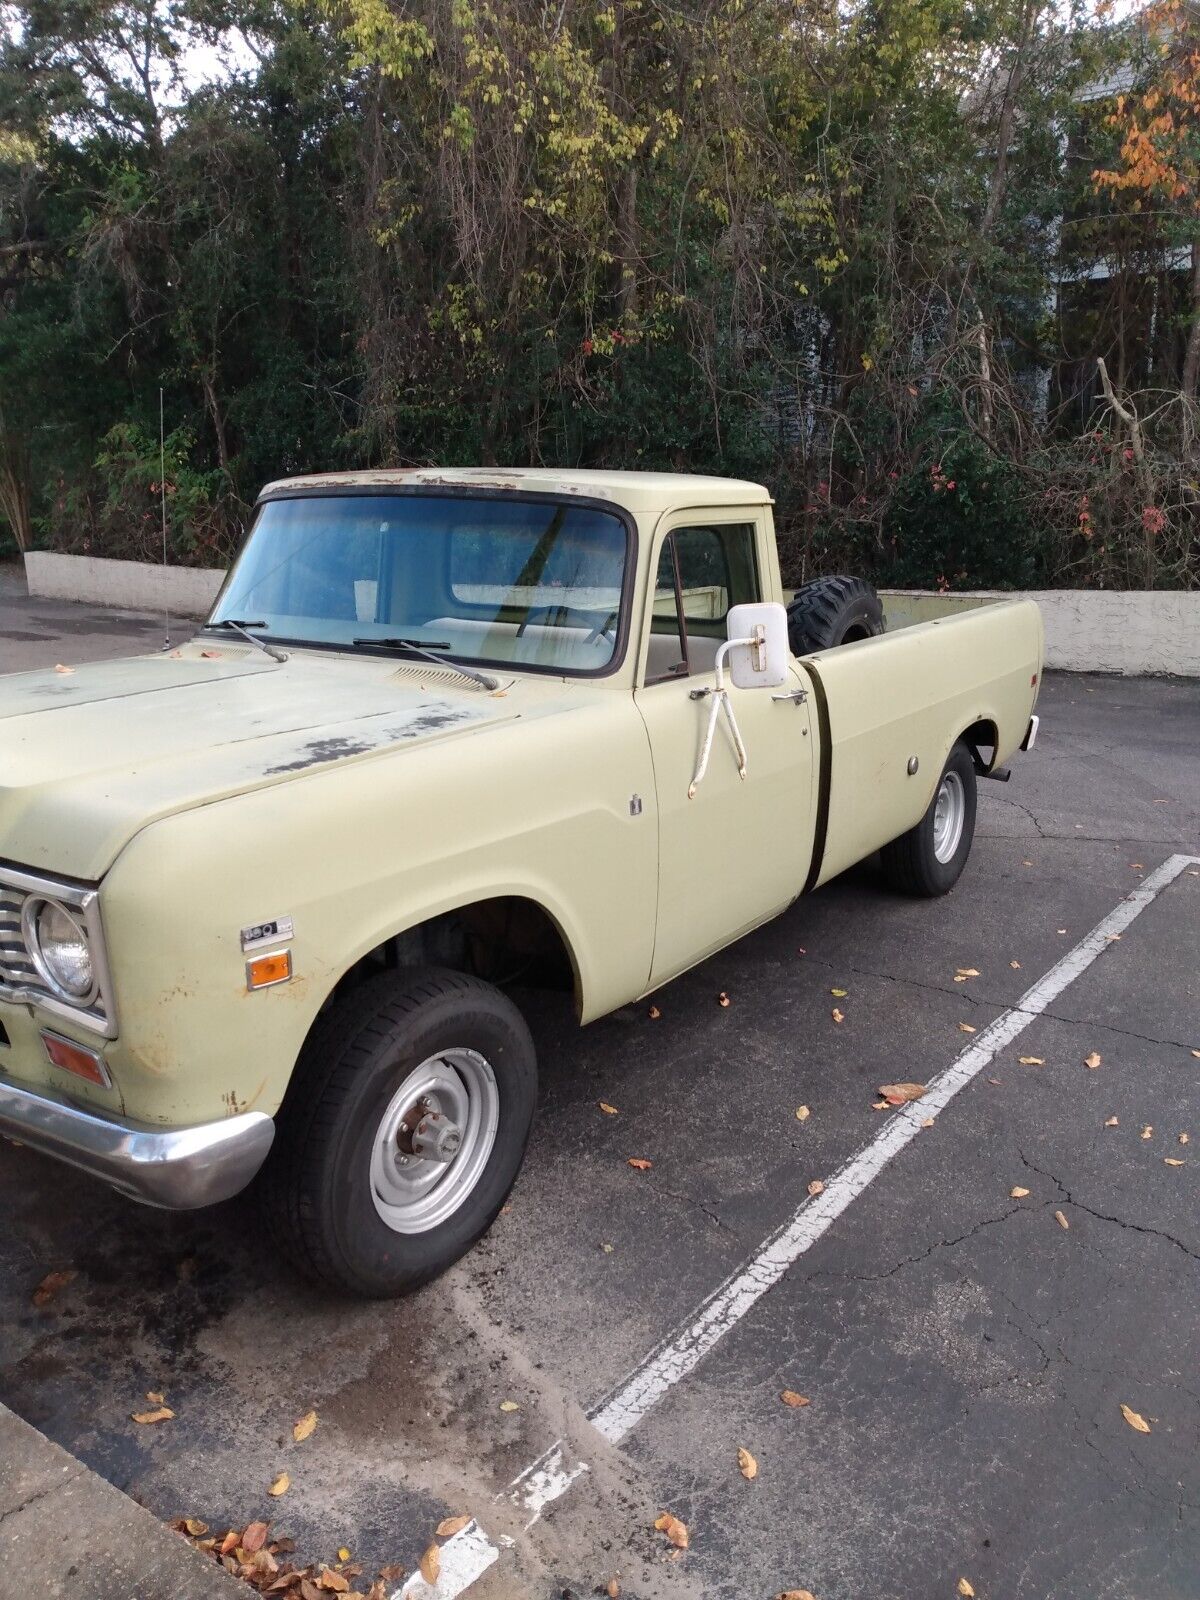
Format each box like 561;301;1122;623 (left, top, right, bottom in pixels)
418;1544;441;1585
871;1099;889;1110
780;1391;810;1408
131;1406;174;1425
600;1242;614;1253
268;1473;290;1497
958;1022;977;1034
1105;1116;1119;1127
648;1005;661;1019
1141;1126;1153;1140
956;968;980;978
598;1101;619;1115
1120;1403;1151;1434
31;1269;76;1307
1084;1052;1102;1070
953;975;968;983
293;1410;318;1443
337;1547;352;1562
1192;1050;1200;1059
1010;960;1022;969
319;1568;350;1593
1130;862;1144;870
1057;928;1067;934
807;1179;824;1196
219;1531;240;1556
988;1077;1002;1085
378;1566;405;1583
1010;1186;1030;1198
830;987;848;997
958;1582;975;1598
654;1513;689;1549
717;992;731;1007
796;947;807;955
436;1516;471;1539
1164;1157;1184;1166
627;1157;652;1171
53;663;74;674
1022;859;1034;866
1179;1133;1189;1144
831;1008;844;1023
1018;1057;1044;1066
1105;934;1122;942
737;1447;758;1480
499;1400;520;1413
1054;1210;1070;1230
242;1523;270;1555
178;1518;208;1537
775;1592;817;1600
146;1391;165;1405
607;1580;621;1599
878;1082;926;1104
795;1105;811;1121
920;1117;934;1128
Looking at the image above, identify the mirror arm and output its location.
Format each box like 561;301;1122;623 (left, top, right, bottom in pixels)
688;635;753;798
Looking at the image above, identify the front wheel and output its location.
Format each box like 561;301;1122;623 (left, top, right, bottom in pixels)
880;741;978;896
262;968;536;1297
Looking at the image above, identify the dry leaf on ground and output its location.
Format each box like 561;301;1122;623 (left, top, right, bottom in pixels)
242;1523;270;1554
131;1406;174;1425
780;1391;810;1408
879;1082;926;1104
807;1179;825;1197
53;663;74;674
1084;1052;1102;1070
717;992;731;1007
32;1270;76;1307
921;1117;934;1128
598;1101;619;1115
737;1447;758;1480
1105;1117;1119;1127
1164;1157;1185;1167
775;1591;817;1599
1141;1126;1154;1140
654;1513;689;1549
795;1105;811;1122
418;1544;441;1584
1010;1186;1030;1198
958;1581;976;1597
831;1008;845;1023
600;1242;614;1253
1180;1133;1190;1144
1018;1056;1044;1066
1010;960;1022;969
293;1410;318;1443
647;1005;661;1019
1120;1403;1151;1433
830;988;848;997
436;1516;471;1538
607;1580;621;1598
319;1566;349;1593
499;1400;520;1413
337;1547;351;1562
268;1472;290;1497
1054;1210;1070;1230
958;1023;977;1034
146;1390;165;1405
627;1157;652;1171
956;968;981;978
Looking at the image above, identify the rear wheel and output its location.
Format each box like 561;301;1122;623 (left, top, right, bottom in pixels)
262;968;536;1298
880;741;977;896
787;574;884;656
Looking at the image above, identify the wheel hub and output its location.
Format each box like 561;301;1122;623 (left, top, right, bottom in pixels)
395;1095;463;1165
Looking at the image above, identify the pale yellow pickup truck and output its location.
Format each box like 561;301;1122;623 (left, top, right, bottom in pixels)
0;469;1041;1295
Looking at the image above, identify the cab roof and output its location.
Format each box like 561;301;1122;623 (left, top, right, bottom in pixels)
258;466;773;516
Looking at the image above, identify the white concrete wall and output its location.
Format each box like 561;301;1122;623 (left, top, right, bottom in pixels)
881;589;1200;678
24;552;225;617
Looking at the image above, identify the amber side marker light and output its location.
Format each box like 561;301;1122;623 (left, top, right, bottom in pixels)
246;949;292;991
41;1029;112;1088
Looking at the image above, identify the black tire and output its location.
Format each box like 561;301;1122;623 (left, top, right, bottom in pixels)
787;574;885;656
880;740;978;897
261;967;536;1298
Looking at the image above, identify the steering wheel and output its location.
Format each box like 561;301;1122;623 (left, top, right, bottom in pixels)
516;604;618;645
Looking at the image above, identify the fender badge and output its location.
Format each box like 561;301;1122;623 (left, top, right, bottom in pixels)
241;915;295;952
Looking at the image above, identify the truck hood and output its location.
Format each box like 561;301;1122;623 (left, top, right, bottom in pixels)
0;646;524;880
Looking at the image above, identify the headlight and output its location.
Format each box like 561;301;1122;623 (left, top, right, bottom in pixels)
28;899;95;1000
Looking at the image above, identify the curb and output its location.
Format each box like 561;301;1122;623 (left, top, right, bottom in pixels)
0;1403;243;1600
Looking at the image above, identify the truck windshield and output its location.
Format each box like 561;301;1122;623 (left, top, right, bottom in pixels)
210;493;630;675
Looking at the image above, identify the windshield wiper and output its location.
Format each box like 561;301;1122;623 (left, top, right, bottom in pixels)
352;636;499;691
204;618;288;664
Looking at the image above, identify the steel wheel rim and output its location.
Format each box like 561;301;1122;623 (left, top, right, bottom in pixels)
370;1050;499;1235
932;769;966;864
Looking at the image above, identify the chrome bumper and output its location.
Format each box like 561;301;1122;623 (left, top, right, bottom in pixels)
0;1074;274;1209
1021;713;1039;751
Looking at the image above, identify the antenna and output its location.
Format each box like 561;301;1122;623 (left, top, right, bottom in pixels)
159;386;171;651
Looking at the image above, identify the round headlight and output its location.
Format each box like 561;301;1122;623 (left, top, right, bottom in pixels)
31;900;94;1000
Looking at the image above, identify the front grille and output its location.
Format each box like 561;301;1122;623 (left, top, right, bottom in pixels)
0;868;112;1035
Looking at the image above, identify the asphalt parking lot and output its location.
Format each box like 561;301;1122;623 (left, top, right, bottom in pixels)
1;583;1197;1600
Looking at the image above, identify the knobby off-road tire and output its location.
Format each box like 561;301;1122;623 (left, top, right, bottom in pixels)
786;574;885;657
881;740;978;897
262;968;536;1298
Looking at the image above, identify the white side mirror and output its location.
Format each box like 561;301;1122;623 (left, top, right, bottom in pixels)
725;601;790;689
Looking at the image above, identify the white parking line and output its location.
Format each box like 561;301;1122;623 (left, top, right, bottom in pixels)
398;851;1199;1597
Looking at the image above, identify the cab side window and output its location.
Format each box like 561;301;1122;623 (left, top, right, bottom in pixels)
646;522;760;683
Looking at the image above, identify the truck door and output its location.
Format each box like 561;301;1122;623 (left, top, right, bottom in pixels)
634;511;817;988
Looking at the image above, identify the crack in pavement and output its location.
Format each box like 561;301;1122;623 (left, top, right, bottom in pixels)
803;1205;1023;1282
637;1176;739;1239
1018;1152;1200;1263
0;1468;85;1528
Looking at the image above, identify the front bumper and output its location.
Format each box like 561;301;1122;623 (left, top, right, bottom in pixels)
0;1073;274;1209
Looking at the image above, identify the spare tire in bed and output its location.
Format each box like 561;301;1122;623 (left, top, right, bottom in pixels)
786;574;885;656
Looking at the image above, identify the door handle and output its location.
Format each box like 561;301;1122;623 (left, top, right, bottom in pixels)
771;688;808;705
